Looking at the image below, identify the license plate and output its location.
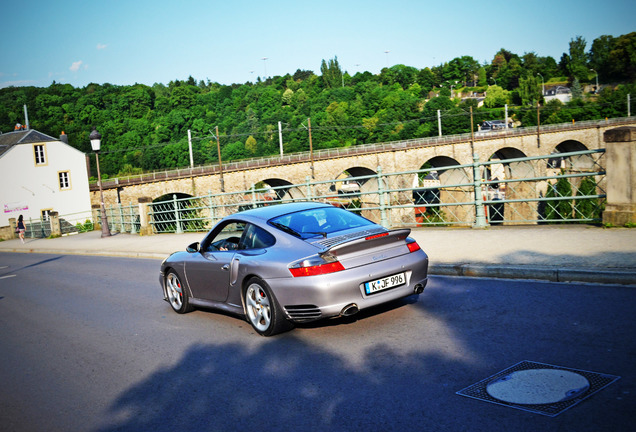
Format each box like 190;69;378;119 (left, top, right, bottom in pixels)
364;272;406;295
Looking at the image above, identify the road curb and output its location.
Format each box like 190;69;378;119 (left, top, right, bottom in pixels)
0;248;169;261
3;248;636;286
429;263;636;286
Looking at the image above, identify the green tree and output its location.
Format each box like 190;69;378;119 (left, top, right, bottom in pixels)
545;174;572;222
567;36;589;83
245;135;257;154
575;176;601;221
477;67;487;86
484;85;508;108
320;57;343;89
518;75;540;106
607;32;636;81
571;78;583;101
589;35;616;81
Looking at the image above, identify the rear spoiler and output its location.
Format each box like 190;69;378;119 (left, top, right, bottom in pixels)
325;228;411;257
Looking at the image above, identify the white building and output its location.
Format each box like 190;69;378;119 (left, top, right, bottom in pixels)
0;129;92;228
544;86;572;103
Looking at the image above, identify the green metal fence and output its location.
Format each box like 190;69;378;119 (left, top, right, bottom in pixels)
101;202;140;234
145;149;606;233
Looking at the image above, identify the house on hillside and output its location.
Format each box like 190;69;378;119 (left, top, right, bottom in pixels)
544;86;572;103
0;128;92;229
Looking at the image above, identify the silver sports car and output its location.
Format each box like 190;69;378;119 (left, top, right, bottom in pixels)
160;202;428;336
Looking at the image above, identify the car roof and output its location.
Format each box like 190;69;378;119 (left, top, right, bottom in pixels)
232;201;331;221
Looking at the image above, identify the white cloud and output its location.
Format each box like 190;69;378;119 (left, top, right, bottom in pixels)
97;43;107;50
69;60;83;72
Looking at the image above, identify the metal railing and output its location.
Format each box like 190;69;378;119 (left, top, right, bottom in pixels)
145;149;606;233
100;202;140;234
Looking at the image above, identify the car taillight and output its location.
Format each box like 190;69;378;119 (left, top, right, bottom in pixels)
289;253;345;277
407;241;421;253
289;261;345;277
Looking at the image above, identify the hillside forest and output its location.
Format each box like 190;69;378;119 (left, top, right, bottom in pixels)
1;32;635;179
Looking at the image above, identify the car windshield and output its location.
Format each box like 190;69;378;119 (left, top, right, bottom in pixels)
269;206;374;239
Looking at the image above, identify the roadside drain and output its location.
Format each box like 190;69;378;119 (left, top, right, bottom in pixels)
456;360;620;417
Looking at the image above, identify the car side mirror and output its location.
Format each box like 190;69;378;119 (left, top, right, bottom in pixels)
186;242;200;253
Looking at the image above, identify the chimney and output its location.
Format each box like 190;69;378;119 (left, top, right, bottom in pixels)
60;131;68;144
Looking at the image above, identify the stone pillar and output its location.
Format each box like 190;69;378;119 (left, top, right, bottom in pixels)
138;197;153;236
603;126;636;225
49;211;61;237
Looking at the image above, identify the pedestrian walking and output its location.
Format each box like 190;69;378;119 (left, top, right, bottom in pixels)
17;214;26;243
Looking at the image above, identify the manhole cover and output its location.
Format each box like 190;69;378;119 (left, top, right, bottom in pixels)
457;361;620;417
486;369;590;405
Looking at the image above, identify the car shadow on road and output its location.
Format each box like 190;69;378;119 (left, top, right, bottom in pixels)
95;276;635;432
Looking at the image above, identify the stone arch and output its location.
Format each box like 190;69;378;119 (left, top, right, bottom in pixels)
249;178;302;201
152;192;205;232
417;156;472;225
489;147;535;224
549;139;595;172
326;166;376;195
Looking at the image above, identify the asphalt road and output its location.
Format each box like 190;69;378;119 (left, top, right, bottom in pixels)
0;253;634;432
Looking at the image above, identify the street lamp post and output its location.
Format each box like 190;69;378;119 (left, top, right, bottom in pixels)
590;68;599;93
90;127;111;237
537;72;545;96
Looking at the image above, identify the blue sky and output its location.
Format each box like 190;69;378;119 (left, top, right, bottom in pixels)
0;0;633;89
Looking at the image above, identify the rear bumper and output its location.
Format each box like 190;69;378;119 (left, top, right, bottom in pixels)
268;251;429;322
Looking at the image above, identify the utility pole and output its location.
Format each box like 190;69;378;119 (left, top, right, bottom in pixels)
437;109;442;137
278;121;283;157
470;106;475;155
505;104;509;129
308;118;315;179
215;126;224;192
536;102;541;148
187;129;194;168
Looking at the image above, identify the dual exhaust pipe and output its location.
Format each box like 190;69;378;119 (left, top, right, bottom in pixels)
340;284;425;317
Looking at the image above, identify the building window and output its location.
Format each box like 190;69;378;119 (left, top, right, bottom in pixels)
34;144;47;165
59;171;71;190
41;209;52;221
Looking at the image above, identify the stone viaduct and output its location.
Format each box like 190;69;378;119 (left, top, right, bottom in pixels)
91;118;634;205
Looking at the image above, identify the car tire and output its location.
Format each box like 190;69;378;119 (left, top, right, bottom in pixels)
243;277;293;336
165;270;194;314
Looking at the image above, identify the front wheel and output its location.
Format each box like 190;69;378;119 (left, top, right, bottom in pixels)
165;270;194;314
243;278;293;336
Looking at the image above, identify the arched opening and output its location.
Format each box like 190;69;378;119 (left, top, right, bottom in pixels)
488;147;535;224
152;192;206;233
325;167;378;214
548;140;593;172
544;140;601;223
248;178;296;203
414;156;471;226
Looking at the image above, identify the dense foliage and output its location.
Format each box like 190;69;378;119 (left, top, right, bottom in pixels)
1;32;635;178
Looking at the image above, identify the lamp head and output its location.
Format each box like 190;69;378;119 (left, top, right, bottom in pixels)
89;127;102;152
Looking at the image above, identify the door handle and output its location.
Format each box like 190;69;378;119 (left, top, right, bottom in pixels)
221;264;230;271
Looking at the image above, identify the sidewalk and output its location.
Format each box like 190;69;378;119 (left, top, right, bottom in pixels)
1;225;635;285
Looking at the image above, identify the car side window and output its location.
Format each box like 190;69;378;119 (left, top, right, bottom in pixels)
203;221;246;252
238;224;275;250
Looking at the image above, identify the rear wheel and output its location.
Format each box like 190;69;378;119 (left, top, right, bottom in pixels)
166;270;194;313
243;277;293;336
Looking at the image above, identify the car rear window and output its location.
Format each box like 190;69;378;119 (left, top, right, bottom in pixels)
269;206;374;239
